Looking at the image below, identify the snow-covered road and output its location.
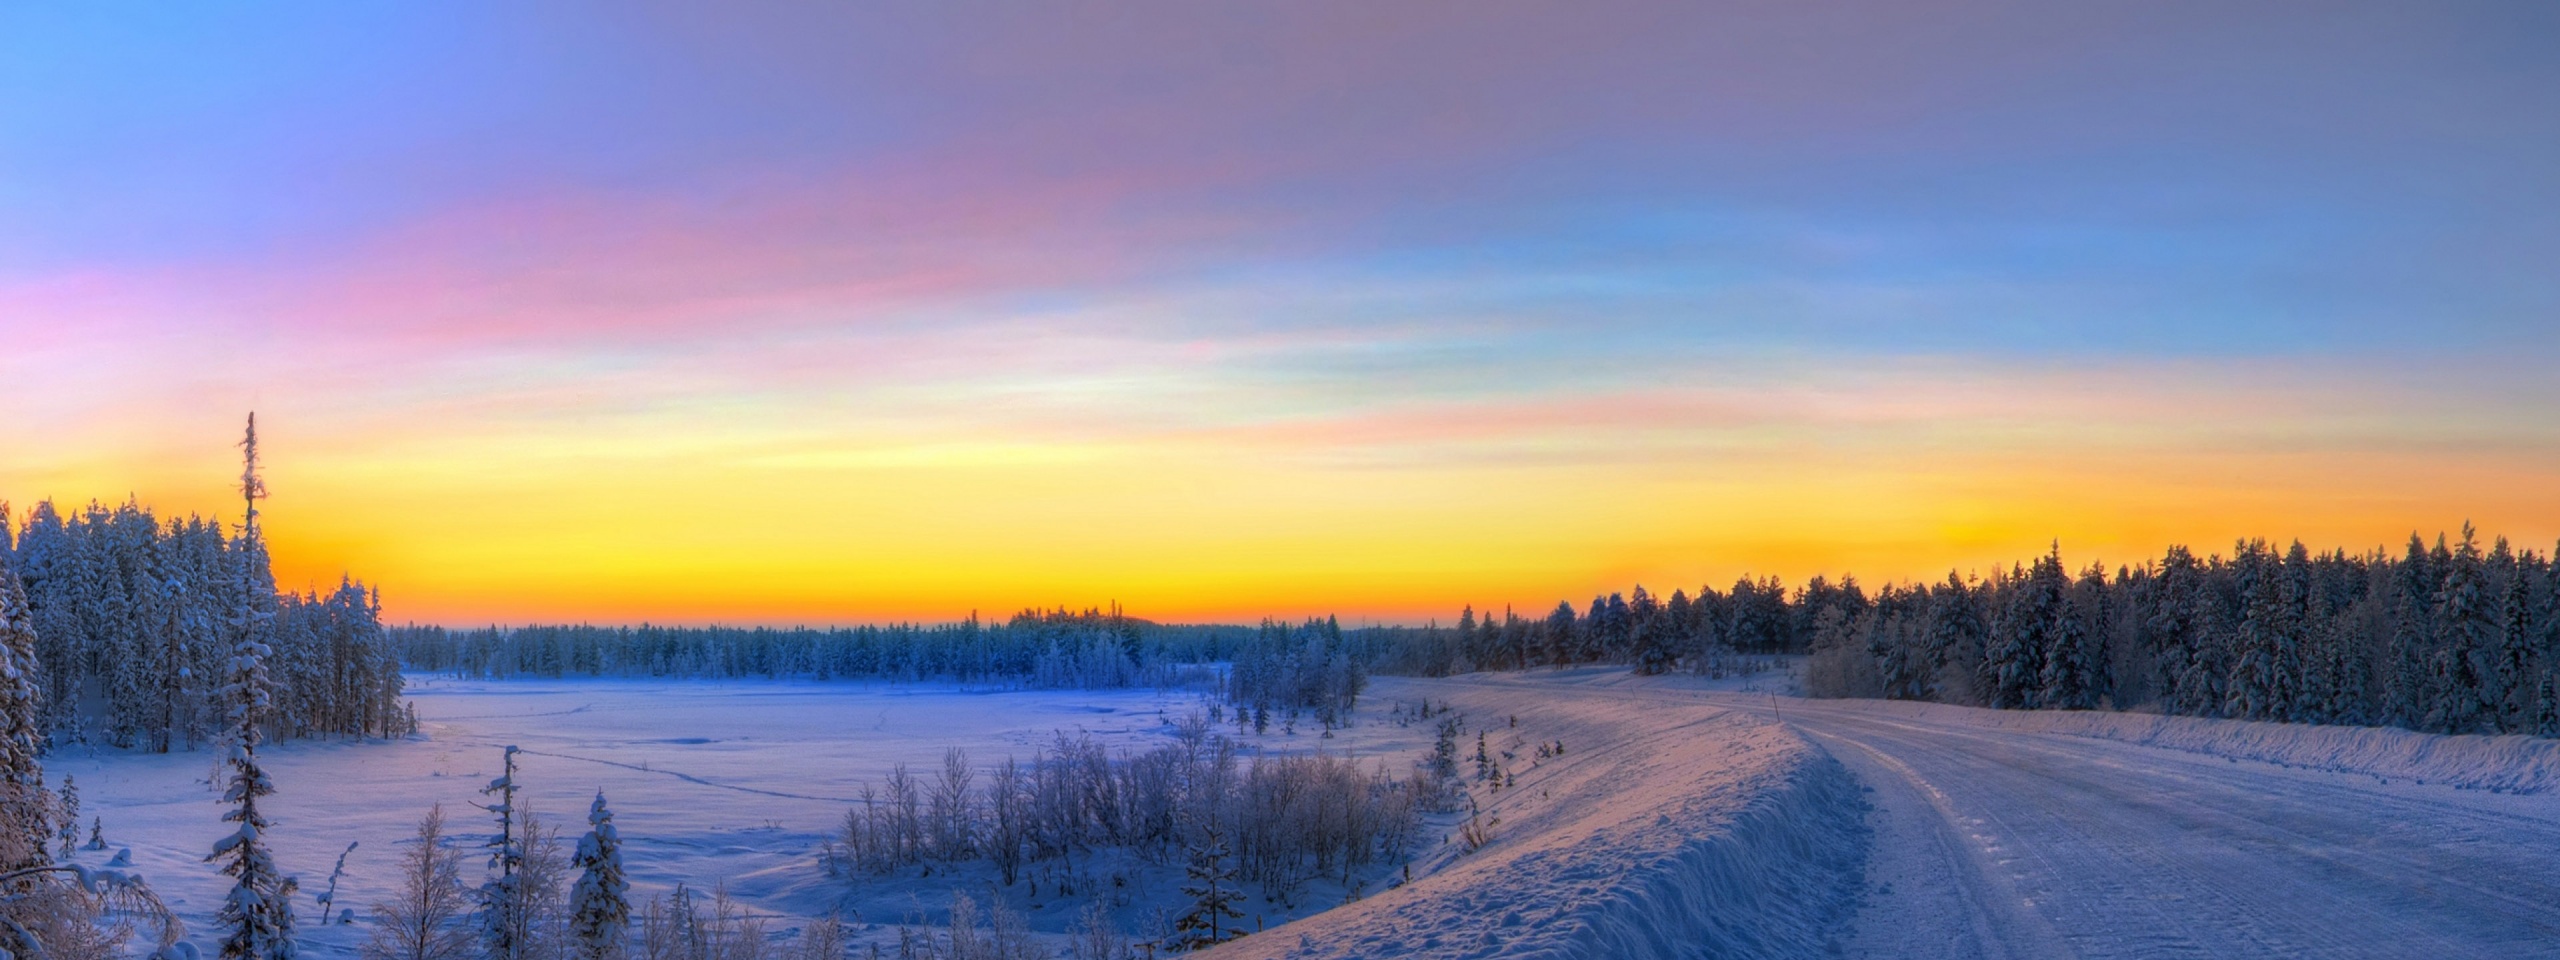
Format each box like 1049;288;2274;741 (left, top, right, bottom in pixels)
1766;695;2560;960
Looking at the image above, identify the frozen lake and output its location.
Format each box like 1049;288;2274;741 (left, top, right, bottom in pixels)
61;675;1438;954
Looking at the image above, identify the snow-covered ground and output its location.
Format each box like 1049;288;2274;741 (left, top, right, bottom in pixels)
59;670;1840;958
1477;668;2560;959
58;677;1267;954
1225;669;2560;959
1207;674;1864;960
58;667;2560;958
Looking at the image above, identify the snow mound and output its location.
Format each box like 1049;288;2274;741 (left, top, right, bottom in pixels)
1839;699;2560;794
1209;690;1864;960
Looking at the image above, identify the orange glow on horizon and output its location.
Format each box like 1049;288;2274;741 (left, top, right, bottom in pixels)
15;382;2551;629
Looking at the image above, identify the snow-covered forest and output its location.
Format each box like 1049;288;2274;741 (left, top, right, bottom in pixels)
1418;528;2560;737
414;523;2560;742
0;498;408;750
392;609;1244;689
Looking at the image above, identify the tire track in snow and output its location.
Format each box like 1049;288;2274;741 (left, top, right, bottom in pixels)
1801;727;2073;960
1777;700;2560;959
426;703;598;722
446;739;864;804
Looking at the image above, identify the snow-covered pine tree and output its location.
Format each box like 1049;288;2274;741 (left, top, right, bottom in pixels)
2540;549;2560;738
1924;573;1986;704
53;775;76;860
1541;601;1575;667
2037;554;2105;711
1454;605;1476;670
2381;534;2438;728
2428;524;2495;734
0;539;49;874
14;502;81;737
1169;823;1243;952
478;745;526;960
1627;586;1670;676
2044;600;2096;711
209;411;299;960
208;587;296;960
1987;556;2060;711
2277;546;2326;724
566;792;629;960
2225;541;2287;721
2493;553;2536;731
2537;669;2560;740
2138;546;2200;713
1632;592;1676;677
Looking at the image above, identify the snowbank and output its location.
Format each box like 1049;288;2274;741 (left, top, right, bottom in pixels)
1208;684;1865;960
1830;699;2560;794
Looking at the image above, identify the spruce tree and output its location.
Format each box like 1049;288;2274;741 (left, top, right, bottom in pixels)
479;746;527;960
2141;546;2201;713
2429;525;2495;734
53;775;76;860
2226;541;2288;721
209;601;296;960
1988;556;2062;711
2382;534;2438;728
567;792;630;960
1925;573;1986;703
1542;601;1575;667
2036;554;2103;710
2493;558;2535;731
1169;823;1243;951
0;550;49;872
209;414;298;960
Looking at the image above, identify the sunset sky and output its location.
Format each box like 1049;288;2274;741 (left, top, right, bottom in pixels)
5;2;2557;626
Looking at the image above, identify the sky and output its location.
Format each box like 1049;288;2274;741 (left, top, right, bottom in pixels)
4;2;2557;626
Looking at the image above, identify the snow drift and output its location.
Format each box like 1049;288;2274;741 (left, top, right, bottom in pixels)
1209;682;1865;960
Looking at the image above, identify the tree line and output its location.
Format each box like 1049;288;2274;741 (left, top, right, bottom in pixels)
1401;525;2560;737
392;609;1248;691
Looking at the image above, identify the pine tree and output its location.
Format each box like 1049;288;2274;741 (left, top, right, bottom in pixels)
209;595;296;960
2429;524;2495;734
2382;534;2437;728
1631;586;1676;676
53;775;76;860
208;413;299;960
478;746;527;960
2139;546;2200;713
1989;553;2065;711
2539;549;2560;737
0;550;49;872
2043;601;2096;710
1542;601;1576;667
2492;554;2536;731
1169;823;1243;951
1924;573;1986;703
2226;541;2290;721
567;792;630;960
2037;554;2104;711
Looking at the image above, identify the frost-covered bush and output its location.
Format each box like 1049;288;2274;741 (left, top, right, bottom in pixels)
832;724;1418;910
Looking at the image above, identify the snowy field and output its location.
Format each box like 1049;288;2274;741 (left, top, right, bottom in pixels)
60;676;1411;955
